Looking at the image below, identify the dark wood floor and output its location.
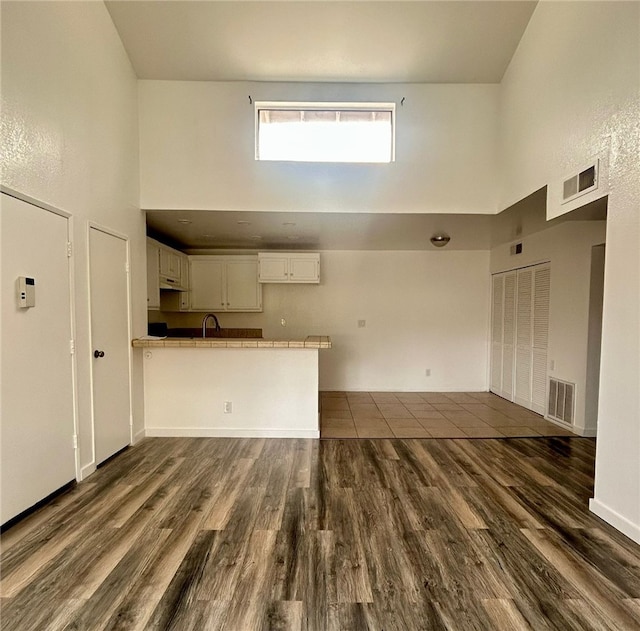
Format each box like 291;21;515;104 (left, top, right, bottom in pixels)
1;437;640;630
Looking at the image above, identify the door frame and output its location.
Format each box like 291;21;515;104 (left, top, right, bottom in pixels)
86;221;133;468
0;185;81;483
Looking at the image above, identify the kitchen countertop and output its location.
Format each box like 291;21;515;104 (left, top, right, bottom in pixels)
132;335;332;349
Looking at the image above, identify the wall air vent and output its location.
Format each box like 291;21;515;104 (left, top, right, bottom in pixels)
562;161;598;204
548;378;575;425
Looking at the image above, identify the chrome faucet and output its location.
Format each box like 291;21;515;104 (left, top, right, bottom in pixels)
202;313;221;338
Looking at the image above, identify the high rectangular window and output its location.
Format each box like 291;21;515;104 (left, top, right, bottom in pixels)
255;102;395;163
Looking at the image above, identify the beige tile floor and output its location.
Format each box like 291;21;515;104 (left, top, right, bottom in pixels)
320;391;576;439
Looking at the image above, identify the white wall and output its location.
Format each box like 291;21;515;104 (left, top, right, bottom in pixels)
0;2;144;480
499;1;640;542
157;250;492;393
498;1;638;214
143;348;319;438
139;81;500;215
491;220;607;435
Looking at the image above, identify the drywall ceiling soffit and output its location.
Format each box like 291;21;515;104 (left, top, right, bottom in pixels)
491;187;608;248
105;1;538;83
146;195;607;252
145;209;494;251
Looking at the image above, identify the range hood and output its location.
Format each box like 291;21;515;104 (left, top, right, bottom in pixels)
159;276;187;291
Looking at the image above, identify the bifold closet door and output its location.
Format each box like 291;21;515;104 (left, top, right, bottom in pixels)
514;268;534;408
491;263;550;413
501;271;517;400
490;274;504;393
490;270;517;400
514;264;550;413
531;265;550;413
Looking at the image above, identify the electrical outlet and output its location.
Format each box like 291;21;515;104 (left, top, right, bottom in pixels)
425;369;431;377
280;318;287;327
224;401;232;413
358;320;366;328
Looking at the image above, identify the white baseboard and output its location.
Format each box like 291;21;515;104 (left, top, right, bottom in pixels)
589;498;640;544
543;415;575;433
79;462;96;481
320;387;488;393
132;428;146;444
541;415;597;437
145;427;320;439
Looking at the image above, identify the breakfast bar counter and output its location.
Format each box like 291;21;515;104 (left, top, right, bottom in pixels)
136;336;331;439
133;335;331;349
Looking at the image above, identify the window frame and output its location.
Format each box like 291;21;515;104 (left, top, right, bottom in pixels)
254;101;396;164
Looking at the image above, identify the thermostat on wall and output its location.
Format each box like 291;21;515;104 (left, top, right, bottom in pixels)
17;276;35;308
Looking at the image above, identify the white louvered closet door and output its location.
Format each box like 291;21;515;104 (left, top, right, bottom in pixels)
490;274;504;393
490;263;550;411
501;271;517;400
531;265;551;413
514;268;534;407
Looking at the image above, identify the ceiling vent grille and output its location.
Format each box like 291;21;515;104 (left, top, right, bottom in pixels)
562;161;598;204
548;378;575;425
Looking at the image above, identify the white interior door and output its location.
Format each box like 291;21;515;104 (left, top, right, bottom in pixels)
89;227;131;465
1;194;76;523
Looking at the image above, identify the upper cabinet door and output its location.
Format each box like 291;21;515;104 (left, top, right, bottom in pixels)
179;254;189;291
159;247;181;280
258;255;289;282
289;255;320;283
226;260;262;311
190;259;225;310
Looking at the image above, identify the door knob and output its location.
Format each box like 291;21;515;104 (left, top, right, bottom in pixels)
94;350;105;358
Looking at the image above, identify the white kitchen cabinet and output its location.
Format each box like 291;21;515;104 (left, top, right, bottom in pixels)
159;246;181;281
189;256;262;312
158;243;189;291
258;252;320;283
258;254;288;282
160;256;191;312
150;239;190;310
146;239;160;310
178;259;190;310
